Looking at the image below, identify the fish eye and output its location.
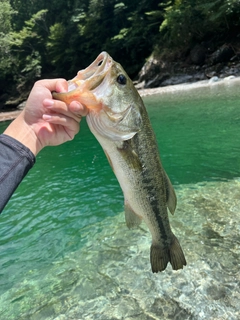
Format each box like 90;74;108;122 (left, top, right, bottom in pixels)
117;74;127;85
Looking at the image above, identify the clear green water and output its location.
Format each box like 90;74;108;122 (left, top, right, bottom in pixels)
0;79;240;319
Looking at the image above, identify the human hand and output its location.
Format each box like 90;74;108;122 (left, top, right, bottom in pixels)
4;79;88;155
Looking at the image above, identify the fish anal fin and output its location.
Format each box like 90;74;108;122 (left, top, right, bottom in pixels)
124;201;142;229
163;170;177;215
150;235;186;273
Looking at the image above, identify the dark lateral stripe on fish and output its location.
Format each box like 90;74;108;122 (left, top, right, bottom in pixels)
140;165;169;243
151;202;169;243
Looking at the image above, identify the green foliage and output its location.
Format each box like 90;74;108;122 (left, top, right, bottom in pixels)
0;0;16;85
10;10;48;48
47;23;66;66
0;8;48;96
159;0;207;49
0;34;15;79
109;0;161;75
158;0;240;51
0;0;16;34
9;10;48;83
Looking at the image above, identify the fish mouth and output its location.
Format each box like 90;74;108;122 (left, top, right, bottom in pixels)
68;52;112;91
52;52;113;109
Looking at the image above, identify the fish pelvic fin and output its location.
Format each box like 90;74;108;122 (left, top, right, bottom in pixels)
163;170;177;215
124;201;142;228
150;235;186;273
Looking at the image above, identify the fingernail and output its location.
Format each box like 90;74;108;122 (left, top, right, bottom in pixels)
42;114;52;120
44;99;54;107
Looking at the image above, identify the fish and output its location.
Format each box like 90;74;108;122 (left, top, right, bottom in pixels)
53;52;187;273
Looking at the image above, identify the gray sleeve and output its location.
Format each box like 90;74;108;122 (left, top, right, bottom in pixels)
0;134;35;212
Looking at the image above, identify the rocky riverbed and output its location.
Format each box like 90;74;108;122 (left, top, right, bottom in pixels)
1;179;240;320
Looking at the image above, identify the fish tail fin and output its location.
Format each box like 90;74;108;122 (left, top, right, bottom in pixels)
150;244;169;272
150;235;186;273
169;234;187;270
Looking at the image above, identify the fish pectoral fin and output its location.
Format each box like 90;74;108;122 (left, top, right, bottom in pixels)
150;235;187;273
124;201;142;229
118;140;142;170
163;170;177;215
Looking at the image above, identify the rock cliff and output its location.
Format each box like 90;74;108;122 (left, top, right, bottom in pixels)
136;44;240;89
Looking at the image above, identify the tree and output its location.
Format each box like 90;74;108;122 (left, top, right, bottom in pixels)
9;10;48;85
0;0;16;94
158;0;240;52
109;0;162;76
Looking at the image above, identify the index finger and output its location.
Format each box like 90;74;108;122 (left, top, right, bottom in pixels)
35;79;68;93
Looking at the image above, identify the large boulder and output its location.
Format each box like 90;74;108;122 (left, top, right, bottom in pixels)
137;55;163;83
190;44;206;65
210;45;234;64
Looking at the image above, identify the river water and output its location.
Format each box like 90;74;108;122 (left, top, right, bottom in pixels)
0;78;240;319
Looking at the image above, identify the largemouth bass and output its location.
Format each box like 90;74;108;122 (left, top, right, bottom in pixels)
53;52;187;272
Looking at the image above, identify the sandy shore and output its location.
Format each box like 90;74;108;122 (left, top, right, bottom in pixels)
138;75;240;96
1;76;239;122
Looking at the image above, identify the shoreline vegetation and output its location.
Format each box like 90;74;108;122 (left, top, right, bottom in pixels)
1;75;239;122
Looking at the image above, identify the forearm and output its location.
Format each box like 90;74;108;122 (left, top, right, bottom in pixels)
0;134;35;213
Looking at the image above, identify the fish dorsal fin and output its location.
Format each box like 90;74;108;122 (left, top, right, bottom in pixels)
124;200;142;228
163;170;177;215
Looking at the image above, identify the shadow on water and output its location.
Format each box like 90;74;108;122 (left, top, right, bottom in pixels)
0;78;240;319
